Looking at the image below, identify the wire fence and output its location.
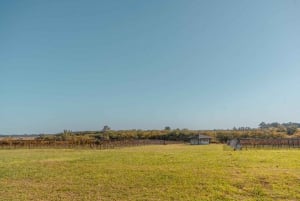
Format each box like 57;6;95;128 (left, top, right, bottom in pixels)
240;138;300;149
0;139;183;149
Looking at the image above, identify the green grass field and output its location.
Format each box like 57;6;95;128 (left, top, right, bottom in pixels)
0;144;300;201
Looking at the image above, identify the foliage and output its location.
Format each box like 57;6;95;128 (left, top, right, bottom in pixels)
286;126;298;135
164;126;171;131
102;125;111;132
259;122;300;135
34;127;293;144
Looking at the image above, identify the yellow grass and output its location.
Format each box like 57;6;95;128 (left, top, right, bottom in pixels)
0;144;300;200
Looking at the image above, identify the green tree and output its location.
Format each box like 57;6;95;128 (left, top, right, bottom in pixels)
287;126;297;135
259;122;267;129
102;125;111;132
62;130;73;141
164;126;171;131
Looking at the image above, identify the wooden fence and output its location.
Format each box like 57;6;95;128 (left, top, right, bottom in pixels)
240;138;300;149
0;139;183;149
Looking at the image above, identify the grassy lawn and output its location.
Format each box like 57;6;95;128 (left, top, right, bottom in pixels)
0;144;300;201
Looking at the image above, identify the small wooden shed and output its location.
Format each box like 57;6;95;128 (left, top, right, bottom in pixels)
190;134;212;145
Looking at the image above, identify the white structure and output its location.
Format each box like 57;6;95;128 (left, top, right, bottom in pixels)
229;138;242;150
190;134;212;145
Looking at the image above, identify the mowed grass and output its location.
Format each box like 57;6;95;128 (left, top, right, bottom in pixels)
0;145;300;201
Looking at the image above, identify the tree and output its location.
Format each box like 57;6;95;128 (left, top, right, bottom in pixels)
259;122;267;129
276;125;286;132
102;125;111;132
62;130;73;141
287;126;297;135
164;126;171;131
270;122;280;128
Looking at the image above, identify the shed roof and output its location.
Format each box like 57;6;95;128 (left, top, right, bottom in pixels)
198;134;212;139
190;134;212;139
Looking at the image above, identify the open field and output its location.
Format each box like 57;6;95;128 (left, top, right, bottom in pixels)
0;145;300;201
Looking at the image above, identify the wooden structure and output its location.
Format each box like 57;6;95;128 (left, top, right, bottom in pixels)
0;139;182;149
239;138;300;149
190;134;211;145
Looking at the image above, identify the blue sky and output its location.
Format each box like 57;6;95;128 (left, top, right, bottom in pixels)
1;0;300;134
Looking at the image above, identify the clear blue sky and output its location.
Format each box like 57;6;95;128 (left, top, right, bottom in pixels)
1;0;300;134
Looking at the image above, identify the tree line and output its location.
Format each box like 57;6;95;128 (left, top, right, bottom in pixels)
2;122;298;146
259;122;299;135
35;123;298;144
